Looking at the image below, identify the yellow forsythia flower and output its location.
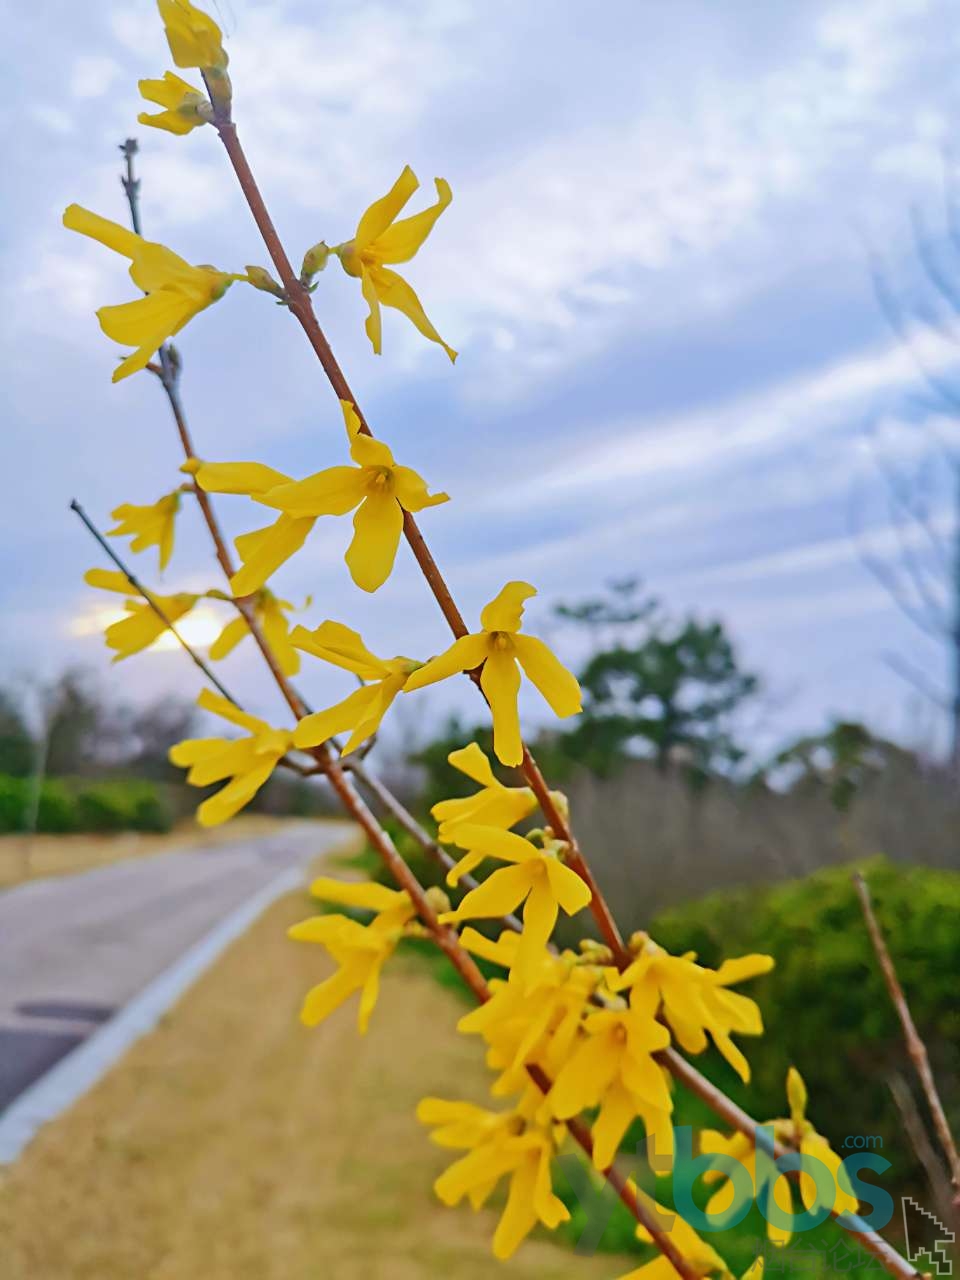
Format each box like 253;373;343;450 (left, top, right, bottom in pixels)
440;826;591;983
197;401;447;594
612;945;774;1085
209;589;302;676
138;71;209;134
169;688;292;826
405;582;581;767
191;460;310;597
618;1187;733;1278
417;1087;570;1260
333;165;456;361
431;742;548;848
261;401;448;592
84;568;197;661
700;1069;859;1249
288;878;415;1032
108;492;181;571
291;622;419;756
456;928;605;1095
547;983;674;1171
62;205;241;382
157;0;228;71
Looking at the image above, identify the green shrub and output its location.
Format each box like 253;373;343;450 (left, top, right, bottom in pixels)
36;779;79;833
652;857;960;1205
0;774;171;835
0;774;28;832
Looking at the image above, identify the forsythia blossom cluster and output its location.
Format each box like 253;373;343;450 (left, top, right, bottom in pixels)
72;5;855;1277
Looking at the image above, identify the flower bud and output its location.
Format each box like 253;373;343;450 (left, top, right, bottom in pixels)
577;938;614;964
425;885;452;917
786;1066;808;1125
300;240;331;281
245;265;285;299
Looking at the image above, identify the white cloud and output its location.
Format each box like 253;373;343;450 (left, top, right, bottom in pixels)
69;55;122;101
687;510;952;587
497;329;960;512
28;105;74;136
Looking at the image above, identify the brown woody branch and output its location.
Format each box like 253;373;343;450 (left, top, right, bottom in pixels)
854;871;960;1195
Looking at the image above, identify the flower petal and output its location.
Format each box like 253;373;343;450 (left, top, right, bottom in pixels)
299;965;362;1029
209;614;249;661
261;467;366;517
480;581;536;634
197;461;293;496
447;824;537;864
63;204;144;262
292;684;381;748
447;741;498;788
480;649;523;766
230;514;315;596
368;265;456;363
515;874;558;977
309;877;407;914
340;675;406;756
492;1154;539;1261
349;432;394;470
544;858;592;916
512;634;582;719
196;686;269;734
360;265;383;355
403;633;490;691
448;862;534;922
290;620;391;680
374;178;452;264
354;166;419;250
197;756;277;826
344;491;405;592
392;464;449;513
592;1080;637;1171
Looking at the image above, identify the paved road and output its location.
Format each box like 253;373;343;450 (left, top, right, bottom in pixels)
0;823;346;1114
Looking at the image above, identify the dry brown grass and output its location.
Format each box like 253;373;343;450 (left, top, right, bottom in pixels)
0;888;630;1280
0;815;303;891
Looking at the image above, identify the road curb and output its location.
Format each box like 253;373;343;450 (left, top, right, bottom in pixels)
0;866;302;1164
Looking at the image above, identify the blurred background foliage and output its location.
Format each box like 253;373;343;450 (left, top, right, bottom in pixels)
6;578;957;1259
0;666;334;835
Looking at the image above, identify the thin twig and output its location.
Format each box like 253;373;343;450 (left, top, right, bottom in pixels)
854;872;960;1193
208;110;627;962
343;757;523;933
887;1069;956;1227
70;498;236;702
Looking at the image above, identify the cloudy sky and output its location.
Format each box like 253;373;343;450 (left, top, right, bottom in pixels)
3;0;959;759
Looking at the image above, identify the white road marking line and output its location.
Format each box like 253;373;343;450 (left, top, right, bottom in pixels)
0;866;303;1164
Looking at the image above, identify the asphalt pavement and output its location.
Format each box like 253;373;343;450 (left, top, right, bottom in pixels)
0;822;344;1114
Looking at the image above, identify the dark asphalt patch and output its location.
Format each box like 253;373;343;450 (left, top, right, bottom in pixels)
0;1029;85;1114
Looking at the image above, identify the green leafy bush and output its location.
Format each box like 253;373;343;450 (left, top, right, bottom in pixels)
0;774;172;834
652;857;960;1203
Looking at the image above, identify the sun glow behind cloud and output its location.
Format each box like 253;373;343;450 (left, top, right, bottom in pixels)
69;603;226;654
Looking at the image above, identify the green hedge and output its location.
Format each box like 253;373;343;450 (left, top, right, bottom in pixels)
652;857;960;1205
0;774;172;834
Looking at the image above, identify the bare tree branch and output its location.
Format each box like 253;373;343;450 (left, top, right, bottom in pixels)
854;872;960;1199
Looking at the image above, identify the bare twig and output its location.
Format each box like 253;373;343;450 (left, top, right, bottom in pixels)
70;498;236;703
887;1069;956;1227
207;107;627;963
109;134;696;1267
854;872;960;1195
